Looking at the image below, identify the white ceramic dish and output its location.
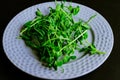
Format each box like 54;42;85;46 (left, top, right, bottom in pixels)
3;2;114;79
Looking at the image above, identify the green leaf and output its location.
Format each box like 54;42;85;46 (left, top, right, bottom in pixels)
55;60;63;66
83;32;88;39
79;47;88;52
36;8;43;16
70;56;76;60
23;21;32;27
63;55;70;63
68;5;80;15
73;6;80;15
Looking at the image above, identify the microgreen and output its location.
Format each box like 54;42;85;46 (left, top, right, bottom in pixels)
19;1;105;70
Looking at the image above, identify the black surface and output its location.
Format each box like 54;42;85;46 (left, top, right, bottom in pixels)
0;0;120;80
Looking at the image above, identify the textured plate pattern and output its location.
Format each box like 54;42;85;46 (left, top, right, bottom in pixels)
3;2;114;79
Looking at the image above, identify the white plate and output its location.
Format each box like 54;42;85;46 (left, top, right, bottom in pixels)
2;2;114;79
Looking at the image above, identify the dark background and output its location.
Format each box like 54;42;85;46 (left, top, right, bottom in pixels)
0;0;120;80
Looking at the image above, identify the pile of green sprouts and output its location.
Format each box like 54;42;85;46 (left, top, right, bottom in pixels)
19;1;104;70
